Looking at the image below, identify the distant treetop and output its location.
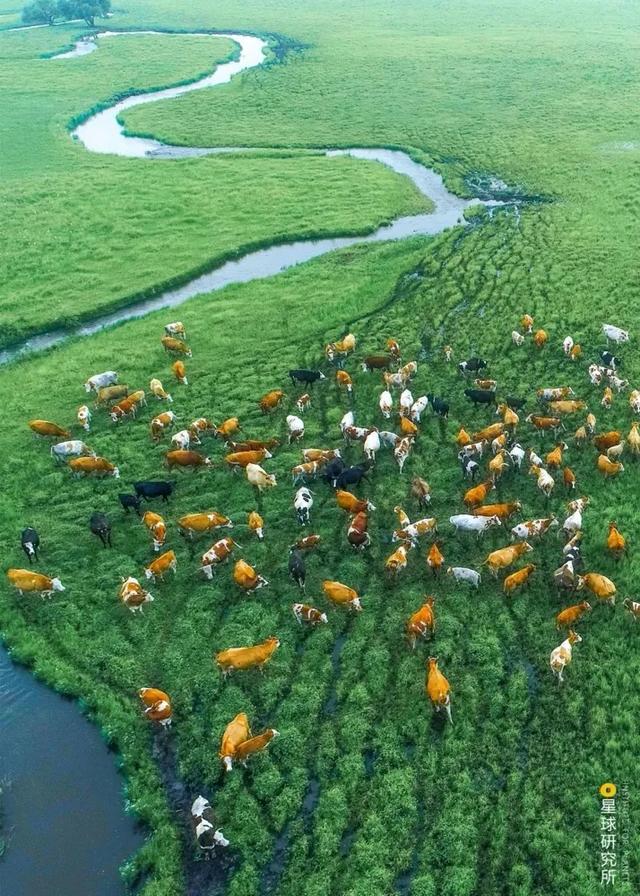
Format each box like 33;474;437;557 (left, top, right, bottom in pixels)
22;0;111;26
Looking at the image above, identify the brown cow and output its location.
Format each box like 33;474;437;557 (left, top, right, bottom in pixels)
215;637;280;676
166;450;211;470
406;597;435;647
259;390;285;414
425;657;452;723
347;511;370;550
28;420;70;438
233;559;269;592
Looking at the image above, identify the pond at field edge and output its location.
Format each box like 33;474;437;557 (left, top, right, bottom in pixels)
0;645;143;895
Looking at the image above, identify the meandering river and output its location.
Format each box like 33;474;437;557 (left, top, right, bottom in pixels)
0;31;505;366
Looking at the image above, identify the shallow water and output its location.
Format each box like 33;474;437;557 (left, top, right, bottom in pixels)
0;644;143;894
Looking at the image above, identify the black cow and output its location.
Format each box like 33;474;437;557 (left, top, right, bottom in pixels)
322;456;346;486
564;546;584;572
505;395;527;411
133;481;175;503
459;357;488;375
427;394;449;418
89;512;112;548
601;351;622;370
288;369;326;386
288;549;306;592
119;493;142;515
335;463;370;490
464;388;495;406
21;527;40;563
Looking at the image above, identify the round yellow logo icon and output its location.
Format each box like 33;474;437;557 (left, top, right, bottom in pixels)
599;783;617;798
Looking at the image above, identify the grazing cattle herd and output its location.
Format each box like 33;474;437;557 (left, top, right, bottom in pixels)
7;316;640;855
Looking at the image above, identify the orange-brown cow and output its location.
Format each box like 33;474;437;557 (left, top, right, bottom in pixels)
235;729;279;765
473;423;504;442
484;542;533;576
555;601;591;629
606;522;626;557
406;597;435;648
139;687;172;726
503;564;536;595
593;431;621;452
178;512;233;538
474;501;522;520
215;417;241;439
162;336;192;357
219;712;251;772
145;550;177;582
248;511;264;540
597;454;624;478
166;450;211;470
520;314;534;333
336;370;353;393
347;511;370;550
171;360;188;385
425;657;452;724
151;410;178;440
427;542;444;575
335;489;375;513
142;511;167;552
225;449;272;470
233;559;269;592
322;580;362;611
215;637;280;676
563;466;576;490
259;390;285;414
69;456;120;478
28;420;70;438
533;329;548;348
385;543;410;576
7;569;65;596
463;480;494;509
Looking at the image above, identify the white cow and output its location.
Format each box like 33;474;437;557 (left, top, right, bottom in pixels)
286;415;305;443
512;330;525;346
340;411;354;433
84;370;118;393
399;389;414;416
378;430;399;448
603;324;629;344
50;440;95;461
171;429;192;450
446;566;481;587
294;487;313;525
410;396;429;422
449;514;501;536
364;429;381;463
509;443;526;470
550;631;582;683
379;390;393;419
77;405;91;432
562;336;574;355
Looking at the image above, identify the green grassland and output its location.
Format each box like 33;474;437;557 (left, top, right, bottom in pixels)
2;1;640;895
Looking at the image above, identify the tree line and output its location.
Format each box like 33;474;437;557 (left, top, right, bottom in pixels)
22;0;111;27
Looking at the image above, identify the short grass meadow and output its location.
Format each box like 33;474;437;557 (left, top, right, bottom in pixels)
1;1;639;895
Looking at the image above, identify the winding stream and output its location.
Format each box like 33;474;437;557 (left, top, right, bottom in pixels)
0;30;506;366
